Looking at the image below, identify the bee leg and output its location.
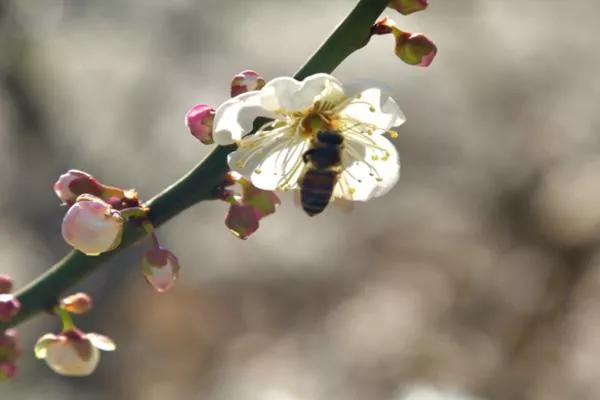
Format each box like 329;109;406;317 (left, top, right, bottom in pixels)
302;149;316;163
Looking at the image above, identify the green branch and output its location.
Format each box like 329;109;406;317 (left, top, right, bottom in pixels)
0;0;389;331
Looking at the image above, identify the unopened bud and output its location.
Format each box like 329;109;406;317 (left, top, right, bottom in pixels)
0;295;19;323
61;194;124;256
225;201;261;240
0;276;13;294
238;178;281;218
394;31;437;67
142;247;180;293
0;361;16;383
60;293;93;314
230;70;266;97
185;104;216;145
0;329;20;362
388;0;428;15
54;170;102;205
372;17;437;67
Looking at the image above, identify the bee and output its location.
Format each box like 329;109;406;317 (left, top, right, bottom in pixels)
299;130;345;216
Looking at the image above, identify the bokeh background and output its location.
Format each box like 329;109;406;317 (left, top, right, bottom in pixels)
2;0;600;399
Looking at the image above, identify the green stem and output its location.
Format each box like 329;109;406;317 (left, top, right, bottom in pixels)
0;0;389;331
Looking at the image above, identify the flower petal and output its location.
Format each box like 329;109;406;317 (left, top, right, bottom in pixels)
34;334;58;359
45;341;100;376
335;132;400;201
341;80;406;132
261;73;345;112
228;131;309;191
213;91;273;145
86;333;116;352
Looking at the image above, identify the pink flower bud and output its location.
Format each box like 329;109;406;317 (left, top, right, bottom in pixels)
54;170;102;205
0;361;16;383
185;104;216;144
0;275;13;294
0;329;20;362
230;70;266;97
60;293;93;314
225;201;261;240
142;247;180;293
0;295;19;323
372;17;437;67
394;31;437;67
388;0;428;15
61;194;124;256
35;329;115;377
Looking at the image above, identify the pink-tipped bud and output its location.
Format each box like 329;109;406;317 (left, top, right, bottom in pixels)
388;0;428;15
186;104;216;145
225;201;261;240
0;295;19;323
0;276;13;295
394;31;437;67
230;70;266;98
61;194;124;256
0;361;16;383
372;17;437;67
0;329;20;362
142;247;180;293
54;170;102;205
60;293;93;314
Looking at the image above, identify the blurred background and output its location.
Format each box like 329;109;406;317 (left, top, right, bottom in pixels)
2;0;600;399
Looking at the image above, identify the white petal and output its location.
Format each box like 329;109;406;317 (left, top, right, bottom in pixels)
340;80;406;132
34;334;58;359
261;73;345;112
335;132;400;201
213;91;272;145
228;131;309;191
44;342;100;376
87;333;116;351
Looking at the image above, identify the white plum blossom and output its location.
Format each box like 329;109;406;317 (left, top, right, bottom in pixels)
213;73;406;202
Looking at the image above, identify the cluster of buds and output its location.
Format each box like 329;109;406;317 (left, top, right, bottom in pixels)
218;172;281;240
55;170;142;256
55;170;182;292
185;69;266;146
0;275;20;383
35;293;115;376
185;69;281;239
372;15;437;67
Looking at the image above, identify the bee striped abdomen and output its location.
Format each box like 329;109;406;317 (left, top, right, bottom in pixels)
300;169;338;216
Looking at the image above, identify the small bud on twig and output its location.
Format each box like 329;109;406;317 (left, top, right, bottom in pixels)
230;70;266;97
142;247;180;293
61;194;124;256
185;104;216;145
60;293;93;314
372;17;437;67
0;295;19;323
0;276;13;295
